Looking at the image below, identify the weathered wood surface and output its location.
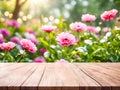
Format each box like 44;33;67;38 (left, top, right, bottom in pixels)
0;63;120;90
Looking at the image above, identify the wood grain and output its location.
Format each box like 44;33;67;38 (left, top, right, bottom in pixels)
0;63;120;90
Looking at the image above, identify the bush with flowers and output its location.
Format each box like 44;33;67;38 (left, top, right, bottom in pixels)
0;9;120;63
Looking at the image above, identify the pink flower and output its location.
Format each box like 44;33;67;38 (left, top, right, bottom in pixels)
87;26;99;33
56;59;69;63
101;9;118;21
70;22;87;32
0;28;10;38
41;25;57;33
81;14;96;22
27;28;36;36
74;39;79;45
40;47;46;54
0;34;4;44
20;39;37;53
11;36;20;44
6;20;20;28
0;42;16;51
29;38;38;44
56;32;76;46
34;57;46;63
102;27;110;32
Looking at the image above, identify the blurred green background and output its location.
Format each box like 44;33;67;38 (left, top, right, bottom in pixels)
0;0;120;20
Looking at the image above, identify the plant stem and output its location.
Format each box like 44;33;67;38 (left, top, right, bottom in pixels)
3;51;8;62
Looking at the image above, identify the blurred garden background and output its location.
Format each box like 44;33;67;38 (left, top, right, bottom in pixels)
1;0;120;25
0;0;120;63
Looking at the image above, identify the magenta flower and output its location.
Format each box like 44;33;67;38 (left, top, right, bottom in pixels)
34;57;46;63
56;32;76;46
6;20;20;28
20;39;37;53
0;34;4;44
11;36;20;44
41;25;57;33
70;22;87;32
29;38;38;44
56;59;69;63
0;42;16;51
0;28;10;38
24;32;38;44
81;14;96;22
40;47;46;54
101;9;118;21
87;26;99;33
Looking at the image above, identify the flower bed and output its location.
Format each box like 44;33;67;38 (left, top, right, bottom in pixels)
0;9;120;62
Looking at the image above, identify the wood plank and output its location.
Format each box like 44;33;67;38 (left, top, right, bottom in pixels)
96;63;120;72
61;87;79;90
0;87;7;90
39;63;79;90
88;63;120;78
79;87;102;90
84;63;120;85
54;63;79;87
101;87;111;90
0;63;120;90
39;63;63;90
7;87;20;90
40;87;61;90
39;63;60;87
54;64;79;90
111;87;120;90
0;63;37;86
75;63;120;86
0;63;14;68
21;87;37;90
71;64;100;86
0;63;29;79
21;63;46;86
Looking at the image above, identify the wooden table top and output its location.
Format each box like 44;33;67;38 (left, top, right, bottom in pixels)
0;63;120;90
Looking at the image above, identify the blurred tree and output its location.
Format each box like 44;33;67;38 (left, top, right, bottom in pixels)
12;0;27;19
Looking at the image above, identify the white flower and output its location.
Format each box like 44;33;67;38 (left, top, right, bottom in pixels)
84;39;93;45
105;32;111;37
118;36;120;40
44;52;50;58
50;45;56;49
96;26;101;32
19;50;25;54
24;32;35;39
76;47;87;53
100;38;107;43
100;32;112;43
16;45;22;49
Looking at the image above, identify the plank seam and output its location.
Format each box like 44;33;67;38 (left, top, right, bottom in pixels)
75;64;102;86
38;63;47;87
20;64;39;86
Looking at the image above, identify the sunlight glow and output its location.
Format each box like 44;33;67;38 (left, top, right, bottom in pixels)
43;17;48;23
29;0;48;5
4;11;9;16
29;0;49;17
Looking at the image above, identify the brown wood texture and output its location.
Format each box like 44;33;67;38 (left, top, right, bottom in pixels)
0;63;120;90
